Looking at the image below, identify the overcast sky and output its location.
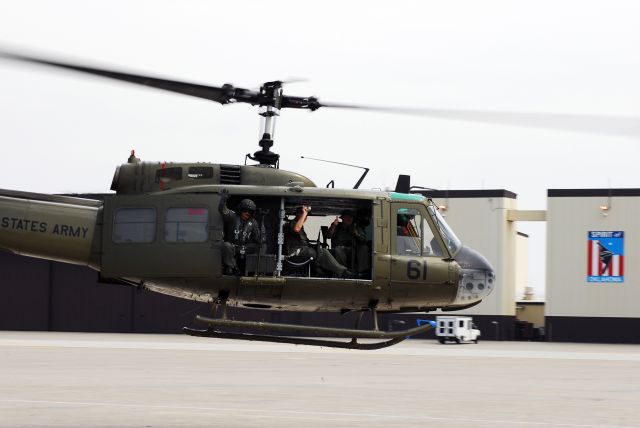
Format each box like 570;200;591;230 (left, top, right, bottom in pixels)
1;0;639;295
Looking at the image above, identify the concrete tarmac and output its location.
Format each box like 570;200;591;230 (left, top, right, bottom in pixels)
1;332;639;428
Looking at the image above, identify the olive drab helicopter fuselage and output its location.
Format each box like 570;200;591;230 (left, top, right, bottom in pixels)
0;157;495;347
0;49;495;349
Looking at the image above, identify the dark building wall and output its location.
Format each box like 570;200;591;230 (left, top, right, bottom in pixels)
0;252;50;331
1;251;511;341
0;250;517;340
0;251;210;333
546;316;640;343
50;262;134;332
133;292;210;334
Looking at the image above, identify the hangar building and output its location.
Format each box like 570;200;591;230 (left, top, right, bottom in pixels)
545;189;640;343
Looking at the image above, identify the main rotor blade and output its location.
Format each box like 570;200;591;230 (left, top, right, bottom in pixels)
3;49;637;137
318;102;640;137
0;50;252;105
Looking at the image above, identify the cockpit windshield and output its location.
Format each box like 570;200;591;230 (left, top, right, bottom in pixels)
427;203;462;255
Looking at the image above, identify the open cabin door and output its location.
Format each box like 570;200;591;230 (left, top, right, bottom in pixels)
101;194;220;278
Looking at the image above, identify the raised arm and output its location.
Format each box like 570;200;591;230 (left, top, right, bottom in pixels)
293;206;310;233
327;216;339;238
218;189;232;218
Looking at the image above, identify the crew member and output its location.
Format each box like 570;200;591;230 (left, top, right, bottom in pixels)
396;212;420;255
285;205;355;278
218;189;261;275
327;209;370;276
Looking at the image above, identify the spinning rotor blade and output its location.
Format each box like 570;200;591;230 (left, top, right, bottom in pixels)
2;48;638;137
316;102;640;137
0;50;257;105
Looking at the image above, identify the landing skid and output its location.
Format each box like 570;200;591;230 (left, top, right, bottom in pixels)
183;310;435;350
183;327;408;350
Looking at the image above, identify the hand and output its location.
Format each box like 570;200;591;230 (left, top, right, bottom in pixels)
332;216;339;226
220;188;229;198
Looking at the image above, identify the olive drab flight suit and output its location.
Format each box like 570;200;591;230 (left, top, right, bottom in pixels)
284;221;352;278
218;193;261;274
329;222;370;275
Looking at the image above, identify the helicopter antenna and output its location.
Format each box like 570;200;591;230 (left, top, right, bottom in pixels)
301;156;369;189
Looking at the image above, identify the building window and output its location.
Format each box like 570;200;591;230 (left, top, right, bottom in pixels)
165;208;209;243
113;208;156;243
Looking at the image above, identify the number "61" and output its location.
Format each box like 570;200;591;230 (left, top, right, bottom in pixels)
407;260;427;280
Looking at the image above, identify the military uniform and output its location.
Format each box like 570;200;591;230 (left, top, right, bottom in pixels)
284;221;350;278
219;194;261;274
330;222;370;274
396;215;420;256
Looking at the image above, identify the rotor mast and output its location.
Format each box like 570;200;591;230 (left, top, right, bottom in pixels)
248;81;283;168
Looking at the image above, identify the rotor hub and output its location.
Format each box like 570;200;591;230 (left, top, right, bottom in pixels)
248;133;279;167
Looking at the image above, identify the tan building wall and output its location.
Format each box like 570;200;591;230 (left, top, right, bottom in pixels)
546;190;640;318
516;302;545;327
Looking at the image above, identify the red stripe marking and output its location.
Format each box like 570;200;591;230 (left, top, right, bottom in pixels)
620;255;624;277
160;162;165;190
588;240;593;276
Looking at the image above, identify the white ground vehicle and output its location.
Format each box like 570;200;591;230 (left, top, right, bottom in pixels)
436;316;480;344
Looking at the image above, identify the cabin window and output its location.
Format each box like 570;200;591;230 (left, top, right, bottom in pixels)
113;208;156;243
395;207;442;257
187;166;213;179
155;167;182;183
165;207;209;243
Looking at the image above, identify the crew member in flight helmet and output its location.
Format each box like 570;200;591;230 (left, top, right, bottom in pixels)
285;205;355;278
218;189;261;275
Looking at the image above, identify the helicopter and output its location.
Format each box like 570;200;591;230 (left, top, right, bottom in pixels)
2;49;627;349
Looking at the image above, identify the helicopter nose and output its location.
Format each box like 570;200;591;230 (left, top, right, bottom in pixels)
451;246;496;306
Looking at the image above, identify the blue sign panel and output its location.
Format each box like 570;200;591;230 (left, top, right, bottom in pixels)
587;231;624;283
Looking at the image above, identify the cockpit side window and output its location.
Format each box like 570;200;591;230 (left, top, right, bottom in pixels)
395;207;443;257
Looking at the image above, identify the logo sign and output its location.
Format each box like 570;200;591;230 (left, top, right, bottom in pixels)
587;231;624;283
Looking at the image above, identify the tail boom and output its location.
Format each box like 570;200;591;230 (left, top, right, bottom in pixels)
0;190;99;266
